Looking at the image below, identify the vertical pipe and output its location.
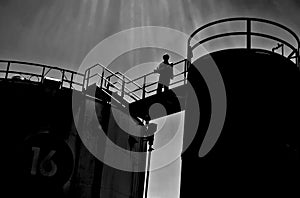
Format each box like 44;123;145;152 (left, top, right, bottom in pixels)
246;19;251;50
5;62;10;79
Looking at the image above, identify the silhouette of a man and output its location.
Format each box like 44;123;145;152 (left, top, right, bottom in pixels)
154;54;173;93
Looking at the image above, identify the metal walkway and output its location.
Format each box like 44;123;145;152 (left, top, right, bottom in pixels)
83;59;188;106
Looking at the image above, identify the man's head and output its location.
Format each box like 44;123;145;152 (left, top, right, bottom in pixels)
163;54;170;62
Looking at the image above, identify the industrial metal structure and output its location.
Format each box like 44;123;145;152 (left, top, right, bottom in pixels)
0;17;299;197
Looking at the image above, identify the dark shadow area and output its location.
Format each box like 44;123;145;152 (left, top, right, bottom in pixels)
180;48;300;197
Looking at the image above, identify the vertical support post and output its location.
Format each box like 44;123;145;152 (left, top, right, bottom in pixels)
5;62;11;79
246;19;251;50
70;73;74;89
186;46;193;84
83;70;87;92
184;60;188;84
296;47;300;69
121;75;125;98
107;76;111;90
61;70;65;88
184;60;187;81
143;121;155;198
142;75;146;99
86;69;90;91
100;69;104;89
41;66;45;83
144;144;152;198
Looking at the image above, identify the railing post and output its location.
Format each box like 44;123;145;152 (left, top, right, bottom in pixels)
86;69;90;90
296;47;300;69
5;62;10;79
246;19;251;50
107;76;111;90
61;70;65;88
121;75;125;98
184;60;187;81
100;69;104;89
41;66;45;83
142;75;146;99
70;73;74;89
186;46;193;84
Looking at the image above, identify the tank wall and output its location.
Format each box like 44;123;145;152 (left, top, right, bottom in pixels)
181;49;300;196
0;81;147;198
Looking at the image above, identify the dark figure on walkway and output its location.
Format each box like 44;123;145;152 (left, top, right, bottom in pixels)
154;54;174;93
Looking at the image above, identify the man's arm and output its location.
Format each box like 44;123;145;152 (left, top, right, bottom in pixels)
154;63;162;73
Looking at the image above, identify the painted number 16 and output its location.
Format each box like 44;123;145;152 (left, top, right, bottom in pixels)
31;147;57;177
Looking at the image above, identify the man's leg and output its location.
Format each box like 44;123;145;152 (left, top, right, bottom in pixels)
163;85;169;92
157;83;163;94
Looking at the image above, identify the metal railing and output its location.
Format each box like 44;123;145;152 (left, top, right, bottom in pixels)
187;17;300;67
83;63;142;102
4;18;296;106
83;59;188;103
0;59;187;105
0;60;84;90
124;59;187;99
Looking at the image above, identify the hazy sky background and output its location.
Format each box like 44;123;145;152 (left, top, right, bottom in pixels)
0;1;299;198
0;0;299;68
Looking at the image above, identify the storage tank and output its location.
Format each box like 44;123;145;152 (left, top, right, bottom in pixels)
0;61;147;198
181;18;300;197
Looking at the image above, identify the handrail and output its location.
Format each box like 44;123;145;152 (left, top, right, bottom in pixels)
129;70;186;94
97;73;140;101
104;79;138;102
115;71;144;90
116;59;186;88
188;17;300;66
2;71;43;79
125;59;188;97
192;32;297;55
84;63;124;84
0;58;187;103
122;59;187;86
0;60;84;90
0;60;82;75
189;17;300;45
83;58;188;103
0;57;187;106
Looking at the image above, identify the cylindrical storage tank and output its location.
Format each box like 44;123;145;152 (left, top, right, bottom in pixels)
181;49;300;196
0;79;147;198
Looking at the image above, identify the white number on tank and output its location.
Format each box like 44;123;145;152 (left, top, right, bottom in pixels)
31;147;57;177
